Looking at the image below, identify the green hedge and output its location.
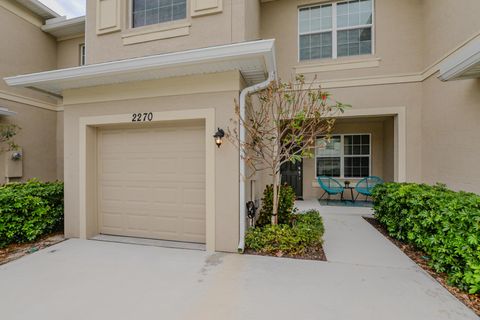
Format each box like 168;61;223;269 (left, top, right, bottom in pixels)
246;210;325;255
372;183;480;293
0;179;64;248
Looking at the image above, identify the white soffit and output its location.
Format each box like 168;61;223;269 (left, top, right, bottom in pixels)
439;37;480;81
15;0;60;19
42;16;86;39
4;40;277;97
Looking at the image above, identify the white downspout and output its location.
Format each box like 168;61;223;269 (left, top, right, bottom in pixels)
238;70;276;253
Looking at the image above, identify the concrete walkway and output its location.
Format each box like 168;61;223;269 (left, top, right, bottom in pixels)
296;200;417;268
0;202;477;320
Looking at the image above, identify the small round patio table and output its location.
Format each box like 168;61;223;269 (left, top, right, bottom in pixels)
343;186;355;203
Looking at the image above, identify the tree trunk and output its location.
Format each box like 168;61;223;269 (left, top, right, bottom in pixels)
271;171;280;225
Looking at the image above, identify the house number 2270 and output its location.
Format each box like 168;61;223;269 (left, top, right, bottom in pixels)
132;112;153;122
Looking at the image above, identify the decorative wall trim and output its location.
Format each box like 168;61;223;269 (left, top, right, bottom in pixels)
0;90;60;111
96;0;121;35
191;0;223;17
122;21;191;45
318;73;423;89
295;57;381;74
312;31;480;89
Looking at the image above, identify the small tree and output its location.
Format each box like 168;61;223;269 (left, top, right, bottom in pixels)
0;124;20;151
228;75;348;225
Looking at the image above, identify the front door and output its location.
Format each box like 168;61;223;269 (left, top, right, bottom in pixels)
281;160;303;199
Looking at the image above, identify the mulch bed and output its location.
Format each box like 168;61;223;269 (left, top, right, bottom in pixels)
364;217;480;316
0;233;65;266
245;243;327;261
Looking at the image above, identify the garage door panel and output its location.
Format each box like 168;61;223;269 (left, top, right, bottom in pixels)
100;185;125;201
98;120;206;243
151;157;178;174
183;187;205;206
181;157;205;175
123;186;155;202
151;187;180;204
101;213;126;230
125;215;150;232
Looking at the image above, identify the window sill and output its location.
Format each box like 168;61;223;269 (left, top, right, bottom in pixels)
294;56;381;74
121;21;191;46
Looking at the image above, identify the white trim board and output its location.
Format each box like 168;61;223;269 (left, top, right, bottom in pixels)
0;90;60;111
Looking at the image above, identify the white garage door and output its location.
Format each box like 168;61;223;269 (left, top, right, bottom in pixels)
97;120;206;243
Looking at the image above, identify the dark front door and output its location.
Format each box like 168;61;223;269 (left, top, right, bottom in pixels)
281;160;303;199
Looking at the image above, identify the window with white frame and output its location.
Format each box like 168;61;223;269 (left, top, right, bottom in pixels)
132;0;187;28
79;44;86;66
316;134;371;178
299;0;373;61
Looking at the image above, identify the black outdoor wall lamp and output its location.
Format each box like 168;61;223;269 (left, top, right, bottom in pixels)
213;128;225;148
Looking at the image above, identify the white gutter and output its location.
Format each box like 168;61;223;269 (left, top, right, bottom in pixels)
438;36;480;81
0;108;16;116
16;0;60;19
238;70;276;253
42;15;85;32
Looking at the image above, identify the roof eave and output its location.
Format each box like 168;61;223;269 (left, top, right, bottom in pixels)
15;0;60;19
439;37;480;81
42;16;86;38
4;39;277;97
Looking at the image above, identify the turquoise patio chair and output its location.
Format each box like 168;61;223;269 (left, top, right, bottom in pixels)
317;176;344;203
355;176;384;201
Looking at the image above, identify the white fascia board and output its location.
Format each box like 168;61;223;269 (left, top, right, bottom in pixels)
16;0;60;19
439;37;480;81
42;16;86;39
4;39;276;93
42;16;85;31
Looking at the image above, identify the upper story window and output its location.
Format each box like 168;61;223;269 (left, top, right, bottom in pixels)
80;44;86;66
299;0;373;61
133;0;187;28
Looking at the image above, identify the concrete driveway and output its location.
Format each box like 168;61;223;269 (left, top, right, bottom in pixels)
0;203;477;320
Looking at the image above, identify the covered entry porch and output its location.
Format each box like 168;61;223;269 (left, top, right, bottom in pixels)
281;107;405;201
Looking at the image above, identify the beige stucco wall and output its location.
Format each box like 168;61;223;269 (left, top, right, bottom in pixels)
261;0;424;81
421;77;480;194
0;99;58;183
85;0;261;64
419;0;480;194
0;4;60;183
0;6;58;105
382;116;394;182
56;36;85;69
422;0;480;68
56;110;64;180
62;71;241;252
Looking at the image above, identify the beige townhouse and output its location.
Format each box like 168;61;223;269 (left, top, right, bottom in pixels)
2;0;480;253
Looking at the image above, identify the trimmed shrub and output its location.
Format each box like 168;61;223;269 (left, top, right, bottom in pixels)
0;179;64;248
372;182;480;294
256;184;297;227
246;210;324;255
